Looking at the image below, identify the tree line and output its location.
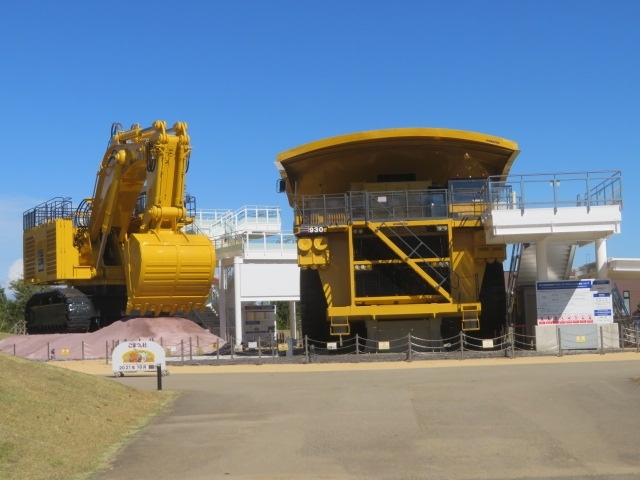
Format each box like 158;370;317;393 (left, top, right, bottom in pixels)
0;278;43;333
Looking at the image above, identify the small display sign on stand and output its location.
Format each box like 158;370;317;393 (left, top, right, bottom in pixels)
112;341;168;377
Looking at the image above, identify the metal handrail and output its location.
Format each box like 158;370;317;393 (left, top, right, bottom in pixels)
293;171;622;227
486;170;622;214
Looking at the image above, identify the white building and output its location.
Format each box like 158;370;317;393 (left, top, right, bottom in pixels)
192;206;299;346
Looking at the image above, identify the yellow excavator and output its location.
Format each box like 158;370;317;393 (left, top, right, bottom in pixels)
22;121;215;333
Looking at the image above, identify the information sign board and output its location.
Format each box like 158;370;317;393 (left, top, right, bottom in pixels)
536;279;613;325
112;340;167;377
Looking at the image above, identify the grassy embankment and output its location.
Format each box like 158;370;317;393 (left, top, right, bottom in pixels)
0;353;177;480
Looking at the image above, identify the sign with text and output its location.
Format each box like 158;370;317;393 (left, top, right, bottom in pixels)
536;279;613;325
112;341;166;376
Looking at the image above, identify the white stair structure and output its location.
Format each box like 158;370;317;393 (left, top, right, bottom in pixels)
481;171;625;337
483;171;622;281
511;241;577;287
192;206;299;345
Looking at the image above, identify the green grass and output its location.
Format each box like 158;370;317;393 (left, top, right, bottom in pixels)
0;353;177;480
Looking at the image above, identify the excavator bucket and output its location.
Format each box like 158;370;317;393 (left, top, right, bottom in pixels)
123;231;215;316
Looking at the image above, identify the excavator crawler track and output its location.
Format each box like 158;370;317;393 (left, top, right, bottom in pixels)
25;287;97;334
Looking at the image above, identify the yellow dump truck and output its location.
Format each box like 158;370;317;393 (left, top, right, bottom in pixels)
22;121;215;333
276;128;519;343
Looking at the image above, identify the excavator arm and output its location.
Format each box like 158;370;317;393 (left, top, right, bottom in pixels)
89;121;191;245
83;121;214;316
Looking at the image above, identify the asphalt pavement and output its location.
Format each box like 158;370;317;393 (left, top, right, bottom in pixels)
90;355;640;480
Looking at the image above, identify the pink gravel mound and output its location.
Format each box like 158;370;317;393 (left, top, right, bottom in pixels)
0;317;225;361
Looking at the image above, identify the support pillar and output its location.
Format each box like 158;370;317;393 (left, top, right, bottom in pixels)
536;238;549;281
218;258;227;340
595;238;608;279
289;300;297;341
234;256;243;346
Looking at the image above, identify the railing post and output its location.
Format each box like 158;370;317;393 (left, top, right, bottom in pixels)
407;333;413;362
599;325;604;355
304;335;309;363
106;341;109;364
355;333;359;362
156;364;163;391
230;336;234;360
459;331;464;360
365;191;370;222
189;337;193;361
216;341;220;366
556;327;563;357
258;337;262;365
509;326;516;359
618;321;623;349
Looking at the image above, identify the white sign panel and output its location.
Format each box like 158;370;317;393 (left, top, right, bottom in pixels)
112;341;166;376
536;279;613;325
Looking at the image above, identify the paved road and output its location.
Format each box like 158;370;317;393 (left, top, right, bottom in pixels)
92;357;640;480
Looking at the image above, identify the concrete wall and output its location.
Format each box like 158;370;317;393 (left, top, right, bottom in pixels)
535;323;619;352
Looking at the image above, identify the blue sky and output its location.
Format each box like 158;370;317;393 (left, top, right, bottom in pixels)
1;1;638;293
